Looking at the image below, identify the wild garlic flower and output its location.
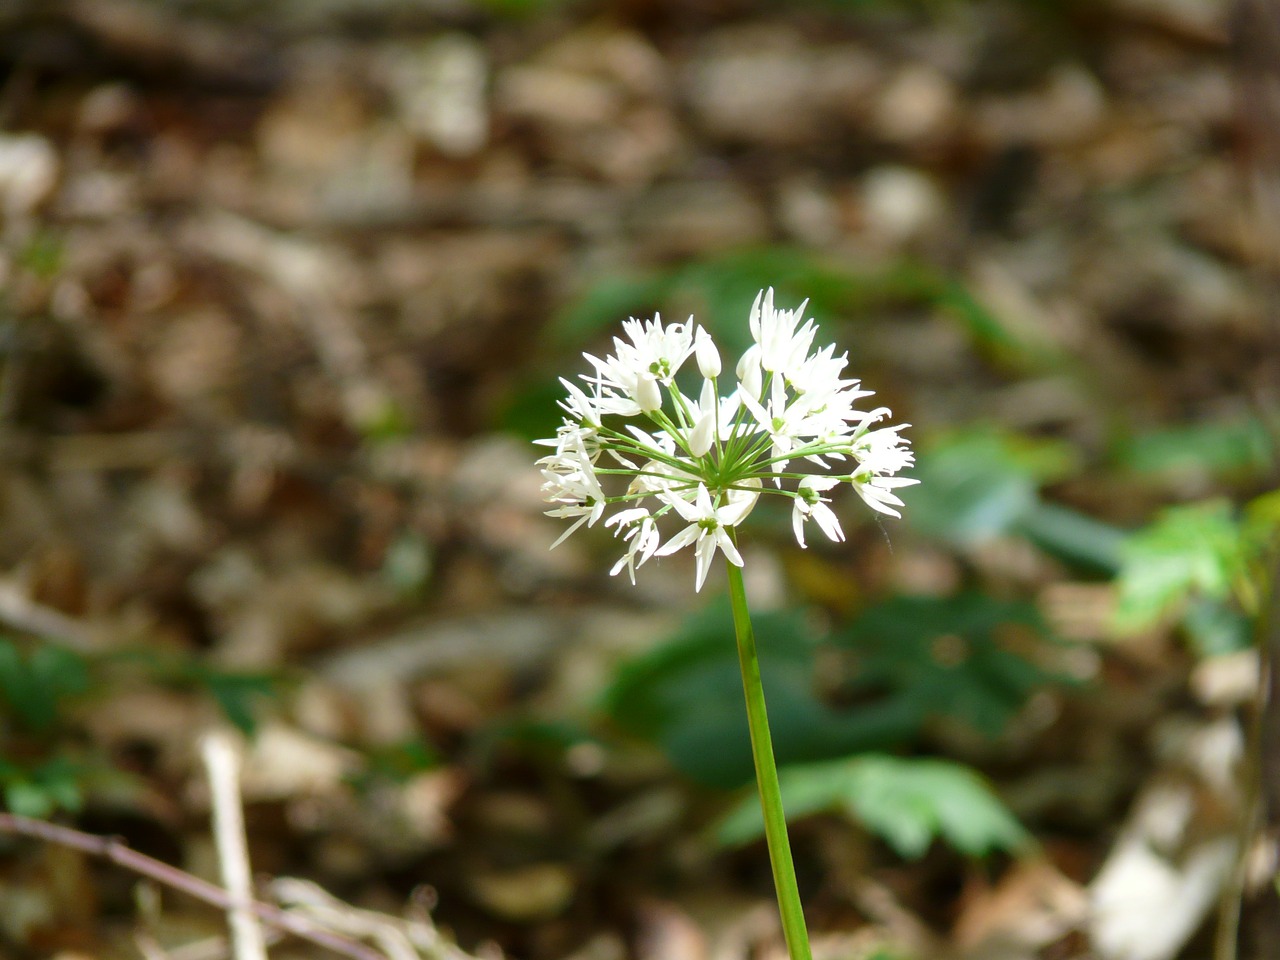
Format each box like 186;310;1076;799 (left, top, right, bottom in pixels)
536;288;917;591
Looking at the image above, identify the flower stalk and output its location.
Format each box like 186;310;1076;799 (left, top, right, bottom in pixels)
726;555;813;960
538;288;917;955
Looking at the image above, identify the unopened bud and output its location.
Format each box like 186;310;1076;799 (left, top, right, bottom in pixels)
695;326;721;379
688;410;715;457
635;376;662;413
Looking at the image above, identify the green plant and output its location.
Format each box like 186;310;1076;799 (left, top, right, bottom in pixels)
604;593;1065;791
717;753;1030;859
1112;495;1279;656
545;290;923;960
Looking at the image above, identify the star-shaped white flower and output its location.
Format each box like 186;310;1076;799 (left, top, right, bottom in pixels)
791;476;845;548
537;290;916;585
851;473;918;518
606;507;661;584
748;287;816;376
655;484;752;591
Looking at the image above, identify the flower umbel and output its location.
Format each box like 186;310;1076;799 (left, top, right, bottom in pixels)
536;288;917;590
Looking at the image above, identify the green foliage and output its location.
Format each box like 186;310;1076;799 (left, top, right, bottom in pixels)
716;754;1030;860
17;230;63;280
473;717;597;769
830;593;1065;738
603;602;889;788
505;249;1060;442
0;755;84;818
1016;500;1129;573
0;638;89;733
1110;497;1279;655
473;0;566;16
1117;416;1275;482
903;426;1127;570
902;426;1074;545
108;648;282;736
0;639;279;815
603;593;1062;788
350;736;440;791
498;375;577;442
183;666;278;736
358;395;414;443
551;248;1045;365
1180;599;1252;659
1112;500;1248;636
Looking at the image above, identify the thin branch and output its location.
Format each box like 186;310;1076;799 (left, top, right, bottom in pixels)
0;813;387;960
0;578;95;651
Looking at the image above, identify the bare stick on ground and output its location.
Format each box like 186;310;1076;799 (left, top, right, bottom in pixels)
201;729;269;960
0;812;387;960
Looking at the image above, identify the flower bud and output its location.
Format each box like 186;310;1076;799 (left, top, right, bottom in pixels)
635;375;662;413
688;410;715;457
694;326;721;379
737;345;762;400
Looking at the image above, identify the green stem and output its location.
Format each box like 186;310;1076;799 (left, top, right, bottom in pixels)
725;556;813;960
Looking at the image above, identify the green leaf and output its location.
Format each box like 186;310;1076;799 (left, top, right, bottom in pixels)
0;638;89;732
551;274;675;347
717;754;1031;859
602;593;1060;787
0;754;86;817
1181;599;1253;658
1112;500;1246;635
554;247;1055;371
902;427;1076;545
192;669;278;736
18;230;63;279
1117;417;1275;481
496;377;571;443
832;593;1065;738
932;277;1059;369
4;780;54;819
29;756;84;814
1016;501;1128;573
1245;489;1280;555
602;601;917;788
360;737;440;784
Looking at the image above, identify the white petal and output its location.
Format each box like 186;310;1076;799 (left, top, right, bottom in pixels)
813;502;846;543
715;527;743;567
792;500;808;548
549;513;589;549
694;484;714;516
855;485;903;518
739;388;771;430
736;345;762;400
656;524;699;556
800;475;841;493
693;537;716;592
720;485;760;526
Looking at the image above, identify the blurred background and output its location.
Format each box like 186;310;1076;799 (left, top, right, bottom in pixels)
0;0;1275;957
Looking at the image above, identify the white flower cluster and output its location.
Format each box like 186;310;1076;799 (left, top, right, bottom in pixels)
537;288;917;591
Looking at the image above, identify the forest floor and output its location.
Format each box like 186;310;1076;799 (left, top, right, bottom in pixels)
0;0;1275;958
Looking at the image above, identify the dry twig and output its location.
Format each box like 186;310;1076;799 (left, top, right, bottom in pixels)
0;813;386;960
